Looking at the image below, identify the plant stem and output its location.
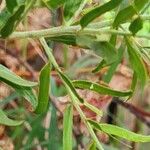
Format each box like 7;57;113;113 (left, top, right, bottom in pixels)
40;37;104;150
9;25;150;40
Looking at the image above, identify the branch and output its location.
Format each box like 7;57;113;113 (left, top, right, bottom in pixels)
7;25;150;40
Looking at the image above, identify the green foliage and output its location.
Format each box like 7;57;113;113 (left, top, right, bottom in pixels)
80;0;123;28
64;0;83;21
42;0;65;9
0;0;25;37
0;65;37;87
63;105;73;150
76;36;118;65
58;71;84;103
129;17;143;34
0;0;150;149
35;63;51;114
0;109;23;126
125;38;147;88
72;80;132;97
89;120;150;142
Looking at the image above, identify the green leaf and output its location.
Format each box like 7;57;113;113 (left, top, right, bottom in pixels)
113;0;148;28
134;0;149;11
131;72;137;92
64;0;82;21
0;9;12;30
42;0;65;9
113;6;136;28
15;87;38;110
128;72;137;99
0;64;37;87
88;141;97;150
0;76;38;109
47;35;77;46
80;0;123;28
0;0;35;37
129;17;143;35
92;59;106;73
48;104;62;150
76;36;118;65
63;105;73;150
5;0;17;12
89;120;150;142
125;38;147;88
84;102;103;117
35;63;51;114
0;0;26;37
73;80;132;97
59;71;84;103
103;46;124;83
0;109;23;126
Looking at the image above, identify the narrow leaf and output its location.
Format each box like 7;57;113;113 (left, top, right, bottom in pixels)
92;59;106;73
89;120;150;142
126;38;147;88
59;71;84;103
103;46;124;83
47;35;77;46
73;80;132;97
42;0;65;9
5;0;17;12
84;102;103;117
88;141;97;150
0;64;37;87
64;0;82;21
80;0;123;28
63;105;73;150
15;87;38;110
35;63;51;114
134;0;149;11
0;76;38;109
129;17;143;35
113;0;148;28
0;0;26;37
113;6;136;28
76;36;118;65
0;109;23;126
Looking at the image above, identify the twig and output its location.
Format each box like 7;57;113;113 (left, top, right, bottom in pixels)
8;25;150;40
